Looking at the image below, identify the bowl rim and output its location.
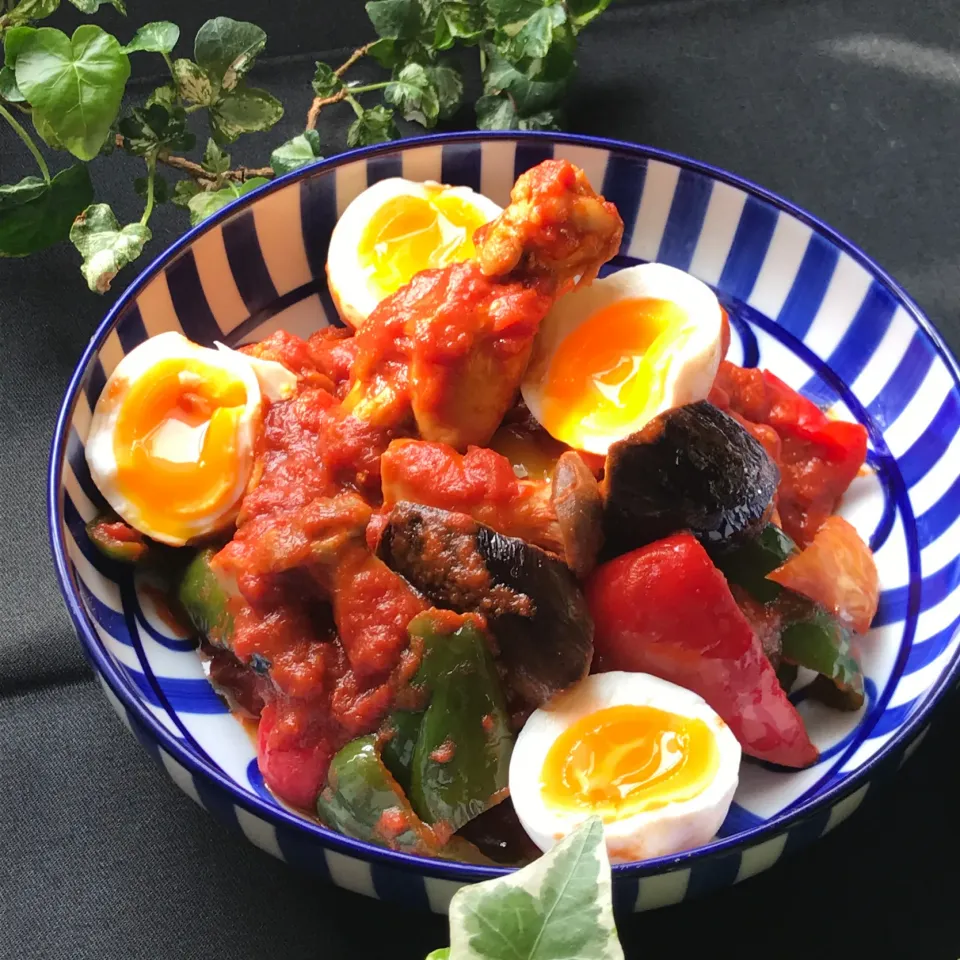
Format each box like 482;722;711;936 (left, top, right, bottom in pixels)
48;128;960;884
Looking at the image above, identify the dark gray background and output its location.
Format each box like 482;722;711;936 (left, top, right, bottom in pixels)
2;1;959;957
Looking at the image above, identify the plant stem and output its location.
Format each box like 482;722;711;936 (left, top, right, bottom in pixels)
305;41;375;131
0;100;50;183
347;81;389;95
140;154;157;226
479;45;487;73
162;51;175;78
344;93;364;119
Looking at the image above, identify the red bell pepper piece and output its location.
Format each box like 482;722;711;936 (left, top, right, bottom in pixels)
585;533;818;768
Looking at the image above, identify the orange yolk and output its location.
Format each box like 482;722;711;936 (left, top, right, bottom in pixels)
540;297;692;448
540;704;719;822
112;357;251;542
358;189;490;300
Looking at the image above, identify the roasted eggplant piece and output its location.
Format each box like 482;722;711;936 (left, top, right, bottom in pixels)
376;502;594;707
551;450;603;578
601;400;779;557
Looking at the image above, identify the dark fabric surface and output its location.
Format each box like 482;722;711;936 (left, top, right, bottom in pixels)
2;1;959;957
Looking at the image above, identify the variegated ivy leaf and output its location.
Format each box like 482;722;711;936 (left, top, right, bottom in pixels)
209;84;283;144
185;177;269;226
66;0;126;12
121;22;181;56
2;0;59;26
194;16;266;92
173;58;216;106
270;130;322;175
70;203;151;293
445;818;623;960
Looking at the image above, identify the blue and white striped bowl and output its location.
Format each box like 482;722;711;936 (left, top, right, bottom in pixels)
49;132;960;913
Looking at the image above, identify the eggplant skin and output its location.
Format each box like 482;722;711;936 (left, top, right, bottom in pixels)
602;401;780;557
377;502;594;707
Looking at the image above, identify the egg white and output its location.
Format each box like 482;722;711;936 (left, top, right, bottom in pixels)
326;178;503;329
509;671;741;864
521;263;724;454
85;332;295;546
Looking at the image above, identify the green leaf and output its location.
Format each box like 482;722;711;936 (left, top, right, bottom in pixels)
567;0;613;30
385;61;439;127
134;174;168;204
209;83;283;144
426;63;462;118
518;107;562;130
172;59;216;105
503;4;566;60
311;60;342;98
431;0;482;49
484;55;565;113
347;103;398;147
425;951;450;960
70;203;151;293
185;177;269;226
4;25;35;65
201;137;230;175
194;16;265;91
475;92;518;129
365;0;419;40
484;0;543;34
367;36;399;68
66;0;126;12
144;83;177;109
2;0;58;26
447;818;624;960
171;178;201;208
0;65;24;101
0;164;93;257
121;22;180;55
0;176;47;211
118;102;194;155
15;25;131;161
269;129;322;175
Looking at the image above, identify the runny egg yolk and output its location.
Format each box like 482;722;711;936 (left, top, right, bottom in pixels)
358;189;490;300
112;357;250;543
540;297;692;449
540;704;720;822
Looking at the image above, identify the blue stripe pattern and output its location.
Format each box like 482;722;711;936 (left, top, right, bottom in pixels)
52;135;960;915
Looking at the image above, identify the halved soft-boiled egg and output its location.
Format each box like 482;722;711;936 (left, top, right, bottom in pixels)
85;331;297;546
326;178;502;328
509;672;741;863
521;263;725;455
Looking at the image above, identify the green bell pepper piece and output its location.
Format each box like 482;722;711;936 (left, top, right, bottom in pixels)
715;523;796;603
177;548;233;646
86;513;148;564
317;734;493;864
383;612;513;834
781;603;865;710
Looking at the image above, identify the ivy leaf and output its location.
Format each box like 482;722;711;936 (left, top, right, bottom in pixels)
70;203;151;293
0;165;93;257
66;0;126;12
270;129;322;175
201;137;230;176
484;0;543;34
118;102;194;155
172;59;216;106
446;818;623;960
431;0;483;49
567;0;613;30
171;179;201;209
2;0;59;26
0;66;24;101
347;103;398;147
484;55;565;113
427;63;462;118
311;61;342;99
385;62;439;127
209;83;283;144
145;83;177;109
134;174;168;204
185;177;269;226
121;22;180;55
476;91;518;129
518;107;562;130
194;16;266;92
503;4;566;60
365;0;420;40
424;952;450;960
15;25;131;161
367;37;399;68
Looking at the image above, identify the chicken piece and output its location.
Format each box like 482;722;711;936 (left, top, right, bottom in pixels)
380;439;603;575
475;158;623;293
345;159;624;450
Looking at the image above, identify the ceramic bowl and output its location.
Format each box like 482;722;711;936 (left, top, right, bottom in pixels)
49;131;960;914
